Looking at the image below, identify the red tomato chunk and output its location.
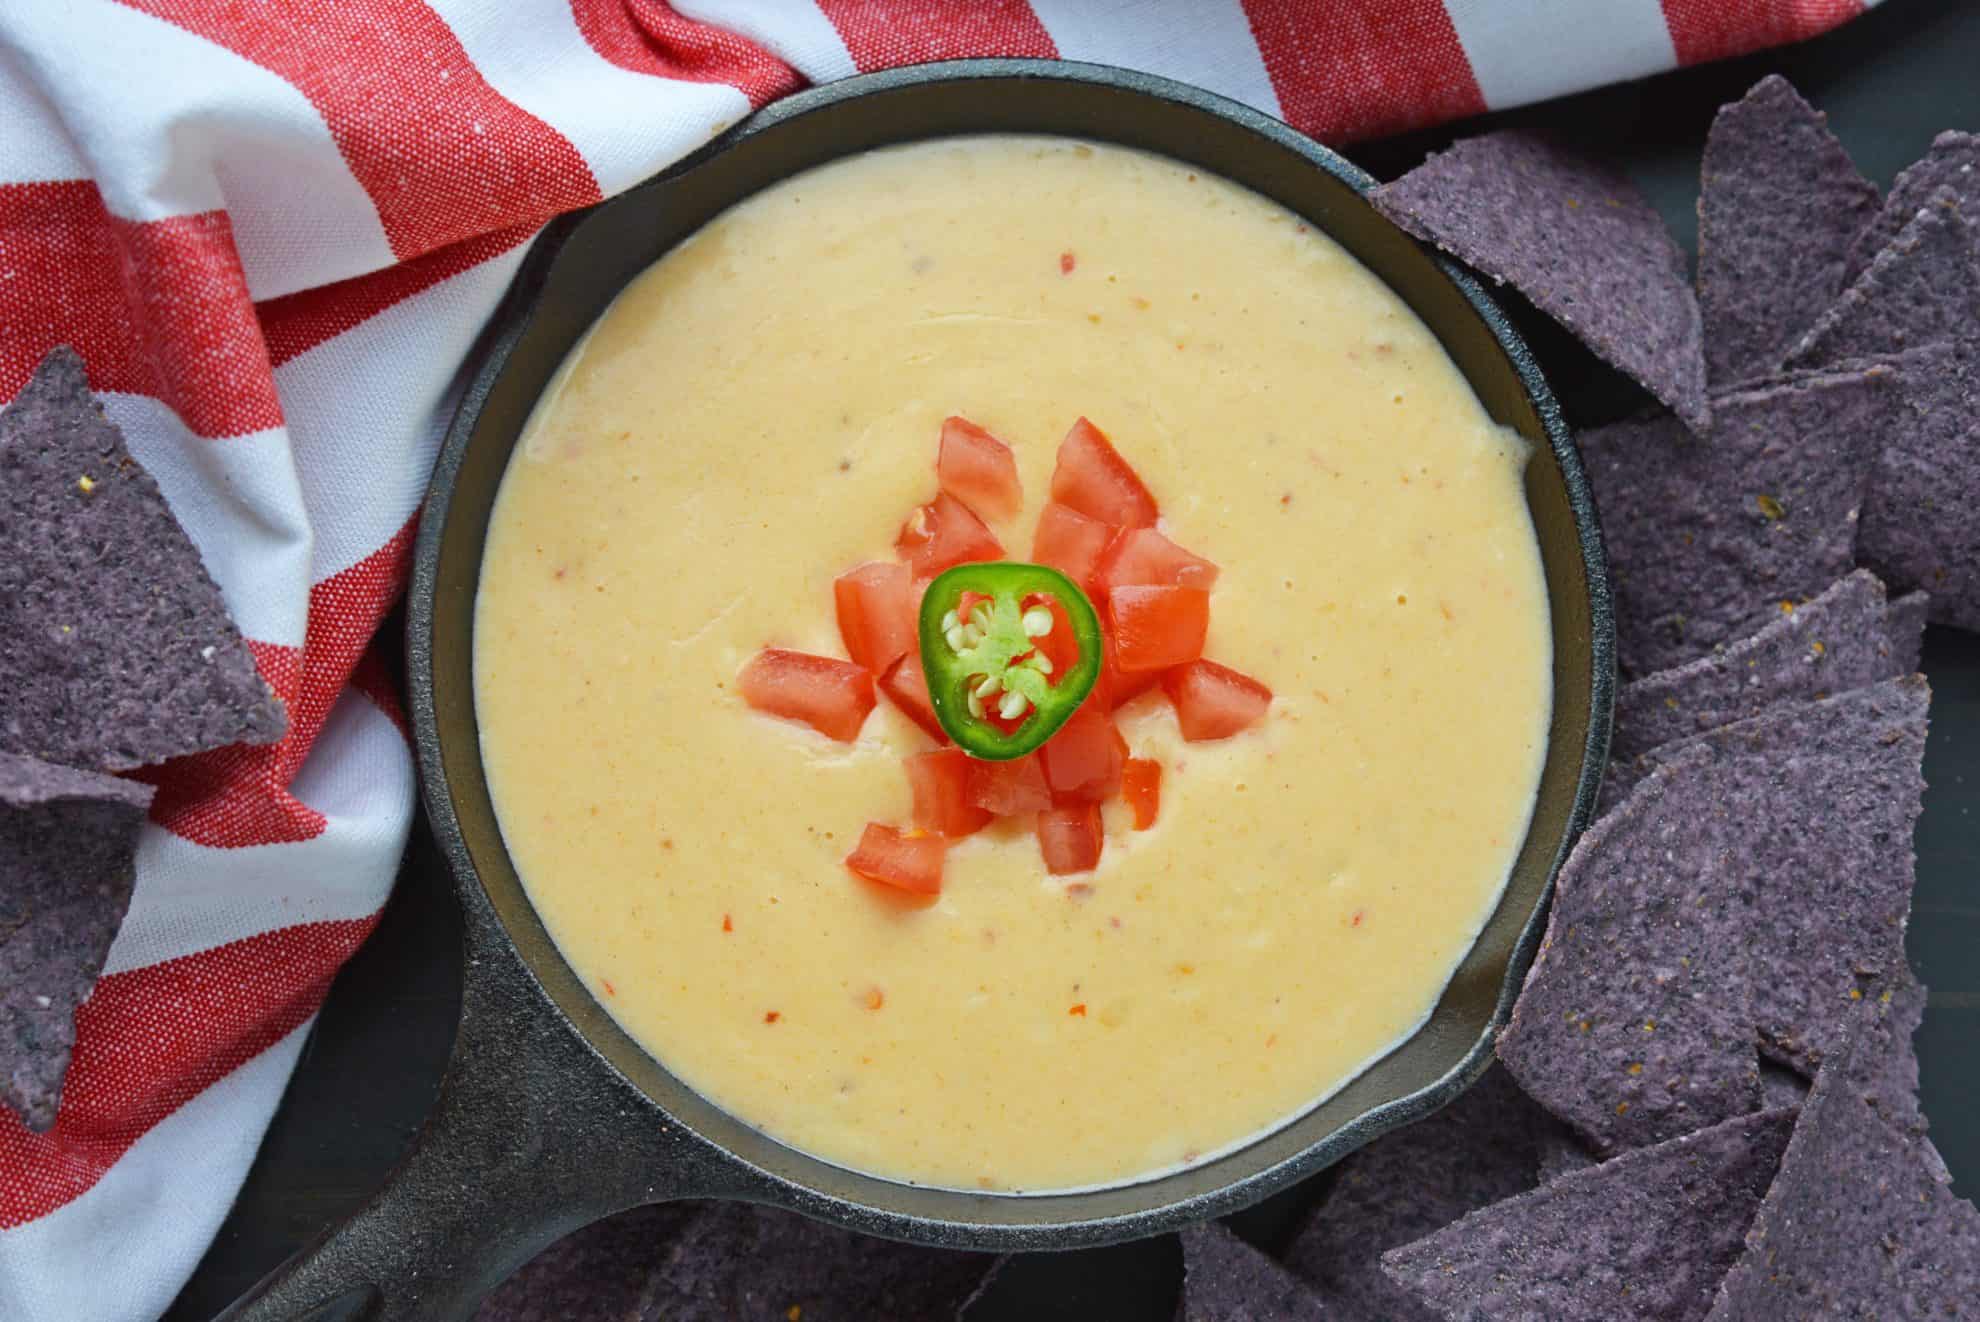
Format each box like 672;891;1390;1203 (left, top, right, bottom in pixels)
1099;631;1162;710
1050;417;1158;529
1122;758;1161;829
1108;585;1210;674
1163;659;1273;741
906;749;992;837
967;753;1053;816
897;491;1003;578
879;655;947;743
845;823;946;894
1039;703;1125;803
738;649;875;742
1037;802;1104;874
1095;527;1219;596
834;561;916;673
937;416;1024;522
1030;501;1115;595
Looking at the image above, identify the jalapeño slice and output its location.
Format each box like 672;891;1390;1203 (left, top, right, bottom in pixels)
918;562;1103;760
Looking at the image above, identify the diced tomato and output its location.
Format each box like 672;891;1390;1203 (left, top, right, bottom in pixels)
1050;417;1158;529
738;649;875;742
906;749;992;837
1108;585;1210;674
967;753;1053;816
937;416;1023;522
1031;502;1115;595
845;823;946;894
1037;802;1104;875
1163;659;1274;741
1024;593;1083;680
897;491;1003;578
879;654;947;743
834;561;916;673
1095;527;1219;596
1099;630;1163;710
1039;704;1125;802
1122;759;1161;830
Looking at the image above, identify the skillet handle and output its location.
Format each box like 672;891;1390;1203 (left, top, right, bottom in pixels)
215;931;713;1322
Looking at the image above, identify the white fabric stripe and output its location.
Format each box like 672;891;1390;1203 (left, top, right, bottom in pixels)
1445;0;1677;112
674;0;858;83
428;0;751;198
1029;0;1282;119
275;240;531;584
99;397;311;651
104;689;412;975
0;3;394;301
0;42;84;181
0;1023;310;1322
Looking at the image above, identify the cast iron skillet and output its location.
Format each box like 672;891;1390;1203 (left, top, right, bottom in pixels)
222;59;1614;1322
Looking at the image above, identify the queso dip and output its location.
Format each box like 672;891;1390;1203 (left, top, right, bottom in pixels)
474;138;1552;1191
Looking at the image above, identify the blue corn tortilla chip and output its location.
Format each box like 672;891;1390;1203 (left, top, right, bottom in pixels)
472;1203;700;1322
1858;338;1980;631
1629;678;1928;1077
1577;365;1893;678
1759;1062;1809;1111
633;1203;994;1320
1178;1223;1329;1322
1604;570;1909;805
1842;130;1979;285
1535;1129;1600;1182
1;751;153;1131
1887;591;1929;674
1498;744;1761;1154
1705;1005;1980;1320
1284;1066;1554;1319
1787;188;1978;368
1371;131;1709;430
0;347;286;772
1697;75;1880;386
1383;1106;1796;1322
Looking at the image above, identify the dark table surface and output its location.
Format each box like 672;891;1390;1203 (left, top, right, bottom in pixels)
167;4;1980;1318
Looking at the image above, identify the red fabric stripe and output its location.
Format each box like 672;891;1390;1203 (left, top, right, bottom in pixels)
1661;0;1864;66
135;519;419;847
570;0;805;108
257;221;538;368
815;0;1056;70
117;0;602;262
349;638;410;738
0;181;282;437
1241;0;1485;145
0;918;377;1229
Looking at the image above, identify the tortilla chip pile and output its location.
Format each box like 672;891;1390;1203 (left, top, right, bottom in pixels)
0;348;286;1130
472;74;1975;1320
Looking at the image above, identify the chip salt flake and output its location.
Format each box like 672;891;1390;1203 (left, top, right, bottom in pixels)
473;1203;699;1322
0;347;286;772
1498;744;1760;1154
634;1203;994;1320
1606;570;1905;799
1285;1066;1553;1319
1697;75;1881;386
1178;1222;1329;1321
1577;365;1893;678
1632;677;1928;1076
1705;1006;1980;1320
1371;131;1709;430
1384;1107;1795;1322
1842;130;1980;284
1787;188;1980;368
1;751;153;1131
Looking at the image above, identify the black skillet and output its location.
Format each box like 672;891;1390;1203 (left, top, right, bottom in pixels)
220;59;1614;1322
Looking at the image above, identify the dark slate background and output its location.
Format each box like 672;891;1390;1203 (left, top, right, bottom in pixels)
168;3;1979;1316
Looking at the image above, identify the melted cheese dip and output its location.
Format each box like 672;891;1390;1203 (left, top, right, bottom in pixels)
475;138;1551;1191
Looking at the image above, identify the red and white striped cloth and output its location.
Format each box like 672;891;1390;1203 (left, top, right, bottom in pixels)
0;2;1876;1317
